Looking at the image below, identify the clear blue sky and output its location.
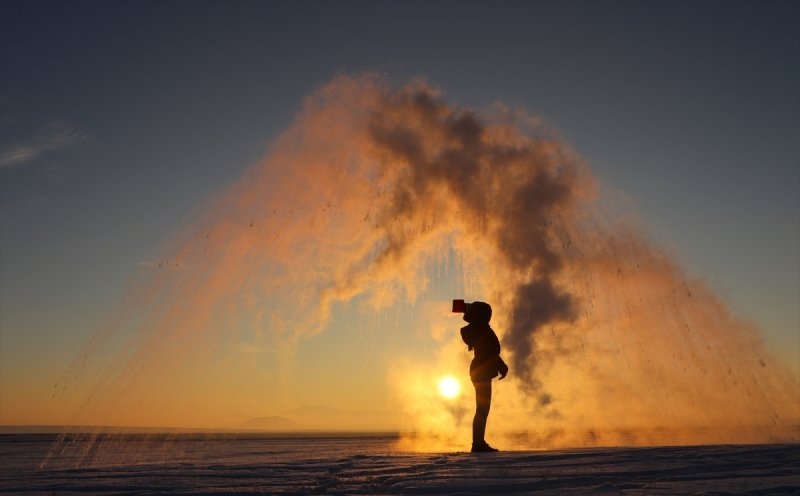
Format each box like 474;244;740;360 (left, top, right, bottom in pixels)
1;1;798;424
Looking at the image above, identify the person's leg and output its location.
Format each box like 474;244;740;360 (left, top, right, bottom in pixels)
472;380;492;446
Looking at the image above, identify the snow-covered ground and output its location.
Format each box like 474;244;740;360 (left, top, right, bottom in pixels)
1;434;798;494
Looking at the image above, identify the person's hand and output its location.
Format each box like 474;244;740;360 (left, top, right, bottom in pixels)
498;358;509;380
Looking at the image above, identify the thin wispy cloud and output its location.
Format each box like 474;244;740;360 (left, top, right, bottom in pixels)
0;121;87;168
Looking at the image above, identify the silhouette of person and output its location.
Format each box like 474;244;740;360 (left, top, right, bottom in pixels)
460;301;508;453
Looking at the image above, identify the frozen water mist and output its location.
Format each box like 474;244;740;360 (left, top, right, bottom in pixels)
46;75;798;466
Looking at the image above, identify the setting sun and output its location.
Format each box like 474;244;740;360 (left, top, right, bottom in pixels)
438;376;461;399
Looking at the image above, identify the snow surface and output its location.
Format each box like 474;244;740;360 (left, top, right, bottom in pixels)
1;434;798;495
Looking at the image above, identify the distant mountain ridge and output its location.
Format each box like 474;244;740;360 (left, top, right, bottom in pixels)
238;416;301;431
0;404;402;434
240;405;402;431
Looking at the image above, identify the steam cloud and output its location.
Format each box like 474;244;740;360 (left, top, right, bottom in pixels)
51;75;798;463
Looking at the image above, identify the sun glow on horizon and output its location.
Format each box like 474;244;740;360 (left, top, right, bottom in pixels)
438;375;461;400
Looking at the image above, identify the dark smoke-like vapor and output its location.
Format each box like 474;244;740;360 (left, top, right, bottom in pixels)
366;85;586;399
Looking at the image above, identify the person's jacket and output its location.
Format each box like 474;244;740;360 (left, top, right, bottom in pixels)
461;323;509;382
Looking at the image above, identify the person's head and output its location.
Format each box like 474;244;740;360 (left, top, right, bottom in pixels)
464;301;492;325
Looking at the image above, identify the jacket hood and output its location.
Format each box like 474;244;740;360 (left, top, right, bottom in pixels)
464;301;492;325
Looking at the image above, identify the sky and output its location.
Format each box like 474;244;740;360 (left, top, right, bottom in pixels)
0;1;798;432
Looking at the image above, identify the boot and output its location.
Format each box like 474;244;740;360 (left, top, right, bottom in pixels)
471;440;499;453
